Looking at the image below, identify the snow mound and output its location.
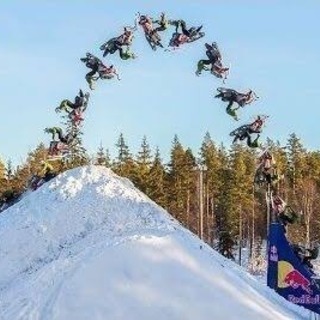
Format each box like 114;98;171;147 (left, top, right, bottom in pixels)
0;166;173;288
0;165;309;320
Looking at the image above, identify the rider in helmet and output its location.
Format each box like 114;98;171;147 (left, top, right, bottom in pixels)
196;42;229;78
215;88;257;120
101;27;136;60
56;89;90;113
272;194;301;232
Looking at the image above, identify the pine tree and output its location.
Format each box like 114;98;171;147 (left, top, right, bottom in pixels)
167;135;197;229
113;133;136;179
0;158;7;195
167;135;186;218
135;136;152;194
148;147;167;208
287;133;306;196
199;132;223;244
95;143;111;167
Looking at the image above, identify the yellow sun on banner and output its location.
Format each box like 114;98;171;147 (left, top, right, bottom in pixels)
278;260;294;288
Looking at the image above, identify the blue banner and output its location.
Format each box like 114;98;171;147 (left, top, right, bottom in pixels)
267;223;320;314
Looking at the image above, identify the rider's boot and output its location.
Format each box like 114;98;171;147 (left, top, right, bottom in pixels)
196;60;209;76
226;106;239;121
85;75;95;90
56;100;68;113
119;48;136;60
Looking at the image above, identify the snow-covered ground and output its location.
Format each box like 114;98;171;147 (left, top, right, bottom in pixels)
0;166;310;319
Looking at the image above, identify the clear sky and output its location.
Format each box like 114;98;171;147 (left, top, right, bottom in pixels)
1;1;320;165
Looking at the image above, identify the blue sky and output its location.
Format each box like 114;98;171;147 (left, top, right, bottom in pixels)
1;1;320;165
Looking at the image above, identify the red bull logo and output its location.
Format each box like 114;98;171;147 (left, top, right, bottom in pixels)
284;270;313;294
278;260;313;295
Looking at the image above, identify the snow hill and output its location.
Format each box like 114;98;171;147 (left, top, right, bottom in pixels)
0;166;310;320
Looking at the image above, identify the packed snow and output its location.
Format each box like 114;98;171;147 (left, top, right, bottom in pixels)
0;166;311;319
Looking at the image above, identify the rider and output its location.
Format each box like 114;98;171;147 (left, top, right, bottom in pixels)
44;127;77;145
255;150;278;185
215;88;257;120
196;43;229;78
153;12;169;33
232;116;266;147
81;53;120;90
102;27;136;60
292;244;319;270
173;19;202;37
272;195;300;232
169;19;203;48
56;89;89;113
81;53;102;90
138;14;163;48
41;161;57;182
45;127;77;157
246;134;261;148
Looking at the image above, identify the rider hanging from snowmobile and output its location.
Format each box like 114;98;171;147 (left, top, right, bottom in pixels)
80;52;120;90
215;87;258;120
291;244;319;271
230;115;267;148
55;89;90;113
196;43;229;80
55;89;90;127
271;194;301;232
137;13;164;50
168;19;205;48
254;149;280;187
44;127;77;157
100;27;136;60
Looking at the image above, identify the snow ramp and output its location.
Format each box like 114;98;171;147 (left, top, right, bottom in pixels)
0;165;309;320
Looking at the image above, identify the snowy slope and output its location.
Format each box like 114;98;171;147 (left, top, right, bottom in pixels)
0;165;309;320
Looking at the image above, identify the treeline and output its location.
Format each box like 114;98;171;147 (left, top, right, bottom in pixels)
1;132;320;262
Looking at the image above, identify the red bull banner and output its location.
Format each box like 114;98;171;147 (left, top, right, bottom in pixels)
267;223;320;314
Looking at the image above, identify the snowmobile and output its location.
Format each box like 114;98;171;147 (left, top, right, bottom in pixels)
28;171;57;191
28;175;45;191
210;62;230;81
229;125;250;141
168;30;205;48
48;141;69;159
144;31;163;51
216;87;237;101
136;13;164;51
